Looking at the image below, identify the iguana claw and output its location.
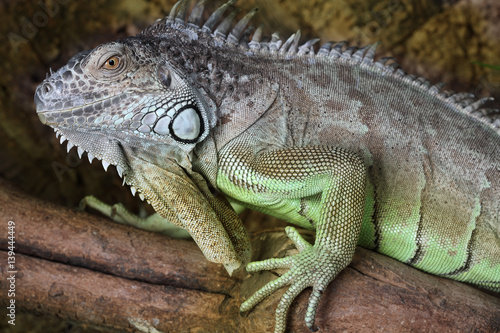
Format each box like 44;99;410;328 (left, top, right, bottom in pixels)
241;226;346;333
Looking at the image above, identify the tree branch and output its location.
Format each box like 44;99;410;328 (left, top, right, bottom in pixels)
0;178;498;332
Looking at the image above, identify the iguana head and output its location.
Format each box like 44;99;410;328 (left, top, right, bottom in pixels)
35;37;216;177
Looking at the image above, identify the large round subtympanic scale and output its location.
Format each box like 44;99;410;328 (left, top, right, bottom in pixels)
169;105;203;143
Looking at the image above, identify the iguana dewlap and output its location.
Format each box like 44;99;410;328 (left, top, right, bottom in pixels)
34;0;500;332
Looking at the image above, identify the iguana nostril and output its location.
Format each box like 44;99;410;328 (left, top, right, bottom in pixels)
42;82;53;96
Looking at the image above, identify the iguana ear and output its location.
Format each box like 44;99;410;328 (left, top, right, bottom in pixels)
153;63;216;147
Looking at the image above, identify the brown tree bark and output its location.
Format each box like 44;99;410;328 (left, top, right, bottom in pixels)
0;178;499;332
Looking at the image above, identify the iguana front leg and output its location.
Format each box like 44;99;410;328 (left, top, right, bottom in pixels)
217;142;366;332
122;154;251;275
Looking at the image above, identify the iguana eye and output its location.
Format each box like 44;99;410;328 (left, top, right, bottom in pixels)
103;56;120;70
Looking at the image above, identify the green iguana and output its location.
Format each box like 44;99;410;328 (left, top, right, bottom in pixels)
34;0;500;332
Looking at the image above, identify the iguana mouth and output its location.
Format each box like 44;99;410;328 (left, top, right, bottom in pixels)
34;89;130;128
35;94;119;114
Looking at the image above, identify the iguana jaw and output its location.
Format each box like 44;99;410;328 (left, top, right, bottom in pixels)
51;125;193;202
52;125;140;194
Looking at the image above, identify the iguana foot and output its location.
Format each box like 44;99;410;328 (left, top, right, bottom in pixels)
241;226;349;333
80;195;191;238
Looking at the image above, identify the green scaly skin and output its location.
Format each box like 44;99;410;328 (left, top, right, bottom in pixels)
217;140;366;331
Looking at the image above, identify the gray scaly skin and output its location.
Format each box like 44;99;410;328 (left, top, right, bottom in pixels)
34;0;500;332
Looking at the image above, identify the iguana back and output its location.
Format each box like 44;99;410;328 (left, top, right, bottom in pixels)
212;42;500;286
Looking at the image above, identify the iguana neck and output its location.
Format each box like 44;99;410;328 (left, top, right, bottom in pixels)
139;30;263;110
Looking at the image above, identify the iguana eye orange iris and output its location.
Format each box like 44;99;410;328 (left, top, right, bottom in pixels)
103;56;120;69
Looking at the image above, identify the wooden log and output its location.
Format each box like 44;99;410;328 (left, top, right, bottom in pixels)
0;178;498;332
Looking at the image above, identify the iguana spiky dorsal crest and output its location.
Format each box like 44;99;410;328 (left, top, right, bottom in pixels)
141;0;499;133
